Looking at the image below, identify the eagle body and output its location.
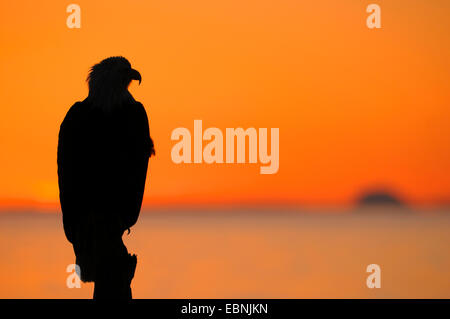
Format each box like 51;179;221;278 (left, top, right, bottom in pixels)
57;57;154;298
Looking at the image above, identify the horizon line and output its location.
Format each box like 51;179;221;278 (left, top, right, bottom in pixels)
0;200;449;215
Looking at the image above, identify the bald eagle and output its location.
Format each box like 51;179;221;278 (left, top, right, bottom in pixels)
57;57;155;299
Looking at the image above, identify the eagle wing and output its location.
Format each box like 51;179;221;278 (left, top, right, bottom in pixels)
57;101;154;244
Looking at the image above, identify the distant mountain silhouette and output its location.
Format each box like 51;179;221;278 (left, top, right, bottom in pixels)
357;190;405;207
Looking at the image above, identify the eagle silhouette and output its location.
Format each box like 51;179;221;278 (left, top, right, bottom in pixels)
57;57;155;299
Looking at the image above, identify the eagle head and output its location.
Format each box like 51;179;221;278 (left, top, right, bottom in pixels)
86;56;142;110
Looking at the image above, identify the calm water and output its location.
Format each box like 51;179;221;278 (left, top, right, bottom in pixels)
0;209;449;298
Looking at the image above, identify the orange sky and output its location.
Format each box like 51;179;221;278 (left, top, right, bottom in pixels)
0;0;449;210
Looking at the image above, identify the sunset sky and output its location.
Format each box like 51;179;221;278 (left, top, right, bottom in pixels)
0;0;449;210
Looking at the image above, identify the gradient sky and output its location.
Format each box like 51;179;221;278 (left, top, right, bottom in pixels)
0;0;449;210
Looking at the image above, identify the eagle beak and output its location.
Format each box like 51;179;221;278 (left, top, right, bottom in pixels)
130;68;142;85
